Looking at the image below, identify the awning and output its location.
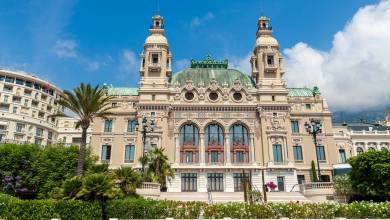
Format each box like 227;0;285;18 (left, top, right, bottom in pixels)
333;164;352;176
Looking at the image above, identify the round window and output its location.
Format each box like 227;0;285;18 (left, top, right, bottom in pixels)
209;92;219;101
233;92;243;101
185;91;194;101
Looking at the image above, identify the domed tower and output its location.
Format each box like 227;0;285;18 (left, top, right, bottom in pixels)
139;14;172;91
250;16;285;90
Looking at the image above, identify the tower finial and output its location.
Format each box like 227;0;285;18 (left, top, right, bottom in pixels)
156;0;160;15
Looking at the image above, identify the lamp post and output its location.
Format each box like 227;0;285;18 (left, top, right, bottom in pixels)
304;119;322;182
136;116;156;174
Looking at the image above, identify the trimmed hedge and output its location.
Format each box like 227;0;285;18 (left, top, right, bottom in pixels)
107;198;205;219
1;194;390;219
203;202;390;219
0;197;101;220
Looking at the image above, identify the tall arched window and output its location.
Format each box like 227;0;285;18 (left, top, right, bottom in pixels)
180;124;199;163
230;124;249;163
356;147;364;155
205;124;224;164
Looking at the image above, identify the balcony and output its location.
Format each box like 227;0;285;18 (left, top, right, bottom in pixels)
148;63;161;72
180;143;199;164
231;143;250;164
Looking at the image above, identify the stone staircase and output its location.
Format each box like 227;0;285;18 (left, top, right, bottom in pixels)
159;191;311;203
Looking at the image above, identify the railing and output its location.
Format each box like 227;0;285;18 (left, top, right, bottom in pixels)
299;182;334;196
136;182;161;197
351;130;390;135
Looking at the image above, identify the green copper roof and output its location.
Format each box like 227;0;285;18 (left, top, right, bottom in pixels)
171;68;255;88
106;86;138;96
288;87;321;97
171;55;255;88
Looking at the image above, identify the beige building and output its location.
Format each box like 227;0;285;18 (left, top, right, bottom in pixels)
0;69;63;145
90;14;340;193
57;117;92;146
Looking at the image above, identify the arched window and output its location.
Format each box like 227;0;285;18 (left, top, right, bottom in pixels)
230;124;249;163
368;147;376;151
205;124;224;146
205;124;224;164
180;124;199;163
356;147;364;155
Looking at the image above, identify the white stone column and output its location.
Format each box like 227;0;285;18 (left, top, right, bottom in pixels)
250;133;256;165
225;134;231;165
198;172;207;192
200;133;205;165
225;172;234;192
174;134;180;164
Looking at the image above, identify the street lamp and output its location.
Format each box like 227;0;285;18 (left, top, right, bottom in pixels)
136;116;156;174
304;119;322;182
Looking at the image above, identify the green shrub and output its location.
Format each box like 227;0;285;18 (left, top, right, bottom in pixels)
349;150;390;197
0;144;95;199
0;144;40;196
203;202;390;219
106;198;205;219
0;196;100;220
1;194;390;219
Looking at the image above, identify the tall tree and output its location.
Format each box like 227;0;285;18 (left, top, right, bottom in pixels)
311;160;319;182
54;83;115;175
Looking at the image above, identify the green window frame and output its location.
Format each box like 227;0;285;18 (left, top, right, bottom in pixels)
127;120;137;133
104;119;113;132
291;120;299;133
125;145;135;162
273;144;283;163
316;145;326;161
293;145;303;161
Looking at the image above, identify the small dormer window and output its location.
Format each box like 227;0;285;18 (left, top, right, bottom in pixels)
267;55;274;66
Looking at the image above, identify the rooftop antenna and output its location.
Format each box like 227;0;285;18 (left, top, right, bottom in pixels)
156;0;160;15
260;0;264;16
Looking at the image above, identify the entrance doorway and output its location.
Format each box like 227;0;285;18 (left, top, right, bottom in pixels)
277;176;285;192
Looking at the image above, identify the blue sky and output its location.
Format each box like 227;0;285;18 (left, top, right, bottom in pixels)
2;0;390;112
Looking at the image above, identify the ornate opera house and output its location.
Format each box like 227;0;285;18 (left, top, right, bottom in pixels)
90;14;342;193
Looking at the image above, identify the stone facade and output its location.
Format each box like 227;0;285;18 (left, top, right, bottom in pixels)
90;14;339;193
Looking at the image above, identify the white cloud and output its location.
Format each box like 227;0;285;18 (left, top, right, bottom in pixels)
53;39;77;58
283;0;390;111
228;53;252;74
53;39;110;72
190;12;214;27
117;49;139;80
120;50;138;72
174;58;190;71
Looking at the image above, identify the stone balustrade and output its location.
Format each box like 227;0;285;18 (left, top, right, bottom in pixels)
136;182;161;198
299;182;334;196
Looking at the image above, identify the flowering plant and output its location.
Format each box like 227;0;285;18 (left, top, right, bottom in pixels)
266;181;277;190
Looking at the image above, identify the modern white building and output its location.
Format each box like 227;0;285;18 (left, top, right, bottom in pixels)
333;123;390;158
0;69;63;145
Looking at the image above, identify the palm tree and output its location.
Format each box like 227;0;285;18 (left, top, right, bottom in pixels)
114;166;142;196
144;147;174;189
54;83;115;175
76;173;122;220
